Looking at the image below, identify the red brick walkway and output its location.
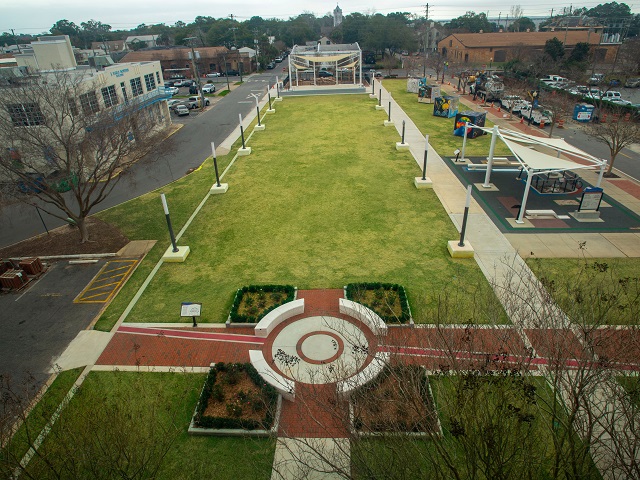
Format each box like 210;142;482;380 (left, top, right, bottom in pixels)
95;289;640;438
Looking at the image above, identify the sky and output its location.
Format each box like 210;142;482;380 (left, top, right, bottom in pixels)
2;0;639;34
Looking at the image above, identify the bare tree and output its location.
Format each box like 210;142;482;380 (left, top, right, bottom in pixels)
1;369;193;479
271;256;640;480
583;107;640;175
539;90;576;137
0;70;171;243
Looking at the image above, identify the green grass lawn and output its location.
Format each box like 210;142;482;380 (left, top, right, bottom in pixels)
3;368;83;462
382;79;511;158
527;257;640;325
101;94;501;326
22;372;274;480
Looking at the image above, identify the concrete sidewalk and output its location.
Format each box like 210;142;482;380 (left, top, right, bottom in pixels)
377;80;639;479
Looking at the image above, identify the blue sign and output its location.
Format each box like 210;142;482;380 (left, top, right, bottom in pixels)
110;68;130;78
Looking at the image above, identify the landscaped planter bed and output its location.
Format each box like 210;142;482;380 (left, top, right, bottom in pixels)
351;365;439;435
228;285;295;324
190;363;280;436
346;283;411;323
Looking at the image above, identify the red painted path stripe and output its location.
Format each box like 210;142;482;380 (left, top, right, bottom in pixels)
117;325;265;344
380;345;640;371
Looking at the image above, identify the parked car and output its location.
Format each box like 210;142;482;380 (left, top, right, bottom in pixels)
224;70;239;76
202;84;216;93
189;84;201;94
624;78;640;88
275;56;283;63
588;73;604;85
520;106;551;125
608;98;632;106
164;80;175;87
318;70;334;77
167;99;181;108
166;86;179;96
206;72;220;77
602;90;623;100
172;104;190;116
266;62;275;69
185;96;211;109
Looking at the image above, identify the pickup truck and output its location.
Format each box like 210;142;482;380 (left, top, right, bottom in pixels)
184;96;211;109
520;105;552;125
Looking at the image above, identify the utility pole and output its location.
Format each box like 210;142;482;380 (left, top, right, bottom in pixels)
11;29;22;53
424;3;430;77
184;37;206;111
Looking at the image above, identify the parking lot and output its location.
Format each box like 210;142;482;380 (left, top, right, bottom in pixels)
0;260;109;388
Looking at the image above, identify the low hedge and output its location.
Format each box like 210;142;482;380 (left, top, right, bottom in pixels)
229;285;295;323
345;282;411;323
193;362;278;430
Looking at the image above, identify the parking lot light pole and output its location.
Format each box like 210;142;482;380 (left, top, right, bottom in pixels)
161;194;179;253
239;113;246;149
211;142;221;187
422;134;429;181
458;185;472;247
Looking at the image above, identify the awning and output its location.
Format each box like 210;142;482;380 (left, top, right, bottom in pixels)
503;139;595;172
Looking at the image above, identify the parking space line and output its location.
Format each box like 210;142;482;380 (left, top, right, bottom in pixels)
74;260;137;304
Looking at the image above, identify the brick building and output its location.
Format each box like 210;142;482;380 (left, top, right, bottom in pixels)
120;46;255;78
438;31;619;65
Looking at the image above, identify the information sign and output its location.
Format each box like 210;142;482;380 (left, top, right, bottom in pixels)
180;302;202;317
579;187;603;211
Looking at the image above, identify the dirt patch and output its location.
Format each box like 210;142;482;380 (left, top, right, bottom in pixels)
203;370;269;424
0;217;129;258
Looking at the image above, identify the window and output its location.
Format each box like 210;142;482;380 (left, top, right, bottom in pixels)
449;40;453;47
120;82;128;103
67;99;78;116
155;71;161;84
80;91;100;115
130;77;143;97
144;73;156;92
101;85;119;108
7;103;45;126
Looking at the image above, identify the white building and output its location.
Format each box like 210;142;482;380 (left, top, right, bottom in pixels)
1;35;171;174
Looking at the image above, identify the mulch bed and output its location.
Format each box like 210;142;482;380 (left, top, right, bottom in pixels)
203;370;266;423
352;366;439;434
0;217;129;258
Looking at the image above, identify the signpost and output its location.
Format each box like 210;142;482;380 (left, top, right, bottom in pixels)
579;187;603;211
181;302;202;327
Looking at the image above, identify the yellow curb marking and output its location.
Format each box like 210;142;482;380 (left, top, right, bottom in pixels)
74;260;137;304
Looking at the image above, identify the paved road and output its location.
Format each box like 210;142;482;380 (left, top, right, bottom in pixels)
559;121;640;180
0;261;106;386
0;73;279;249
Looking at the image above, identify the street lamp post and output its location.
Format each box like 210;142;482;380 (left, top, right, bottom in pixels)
489;58;493;70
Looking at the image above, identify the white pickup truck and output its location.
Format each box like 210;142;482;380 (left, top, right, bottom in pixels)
520;106;552;125
184;96;211;109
